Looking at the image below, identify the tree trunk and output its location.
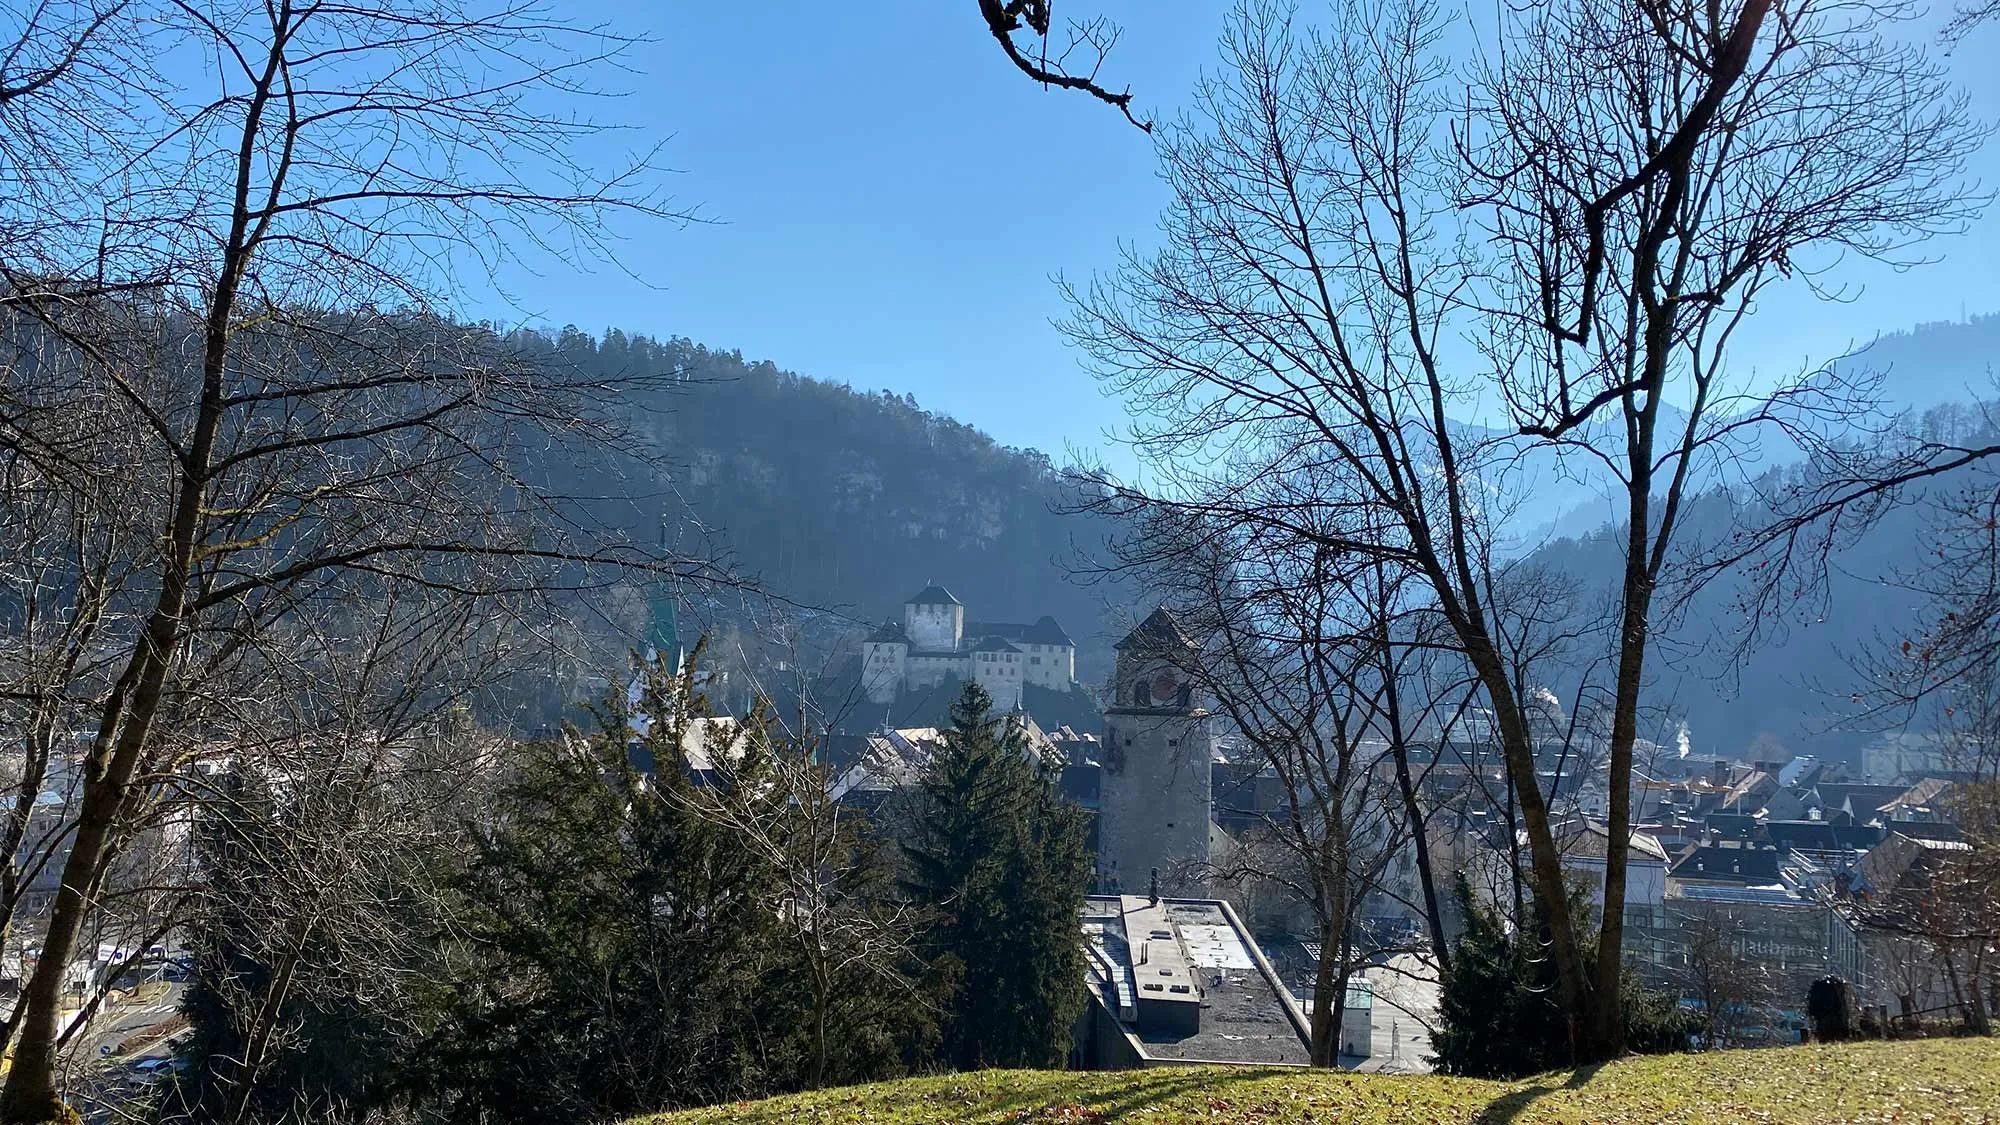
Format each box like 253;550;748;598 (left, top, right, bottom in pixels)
1308;911;1343;1067
224;947;304;1125
0;86;252;1116
0;737;141;1124
1390;738;1449;971
1590;532;1652;1058
1464;641;1597;1057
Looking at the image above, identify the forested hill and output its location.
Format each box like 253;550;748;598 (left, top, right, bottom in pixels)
1525;399;2000;765
518;327;1129;674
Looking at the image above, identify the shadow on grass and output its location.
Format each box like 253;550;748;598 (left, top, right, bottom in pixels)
691;1066;1295;1125
981;1066;1296;1122
1475;1062;1604;1125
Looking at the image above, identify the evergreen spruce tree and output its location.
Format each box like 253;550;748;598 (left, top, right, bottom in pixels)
162;771;404;1125
414;662;806;1122
901;682;1090;1070
1432;877;1696;1077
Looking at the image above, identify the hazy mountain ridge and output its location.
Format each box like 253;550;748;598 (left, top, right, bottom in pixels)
518;327;1133;681
1524;409;2000;764
525;317;1993;756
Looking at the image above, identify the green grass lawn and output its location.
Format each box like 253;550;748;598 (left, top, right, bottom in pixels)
641;1039;2000;1124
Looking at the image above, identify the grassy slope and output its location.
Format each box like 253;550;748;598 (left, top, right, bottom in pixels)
643;1039;2000;1125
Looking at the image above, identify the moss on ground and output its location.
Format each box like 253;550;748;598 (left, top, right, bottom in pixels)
640;1038;2000;1124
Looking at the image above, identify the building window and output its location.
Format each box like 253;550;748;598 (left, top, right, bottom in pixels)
1030;656;1041;665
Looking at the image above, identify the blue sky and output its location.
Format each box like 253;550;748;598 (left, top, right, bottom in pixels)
485;0;2000;468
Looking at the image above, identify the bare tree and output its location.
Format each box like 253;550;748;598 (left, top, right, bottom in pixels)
1105;502;1421;1065
667;693;930;1091
1677;902;1776;1049
1062;0;1977;1058
975;1;1149;130
0;2;735;1118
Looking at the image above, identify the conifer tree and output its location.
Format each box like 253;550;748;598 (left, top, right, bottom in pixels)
901;682;1090;1070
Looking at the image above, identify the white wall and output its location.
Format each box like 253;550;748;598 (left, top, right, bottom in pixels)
973;649;1025;710
860;641;906;703
904;602;963;651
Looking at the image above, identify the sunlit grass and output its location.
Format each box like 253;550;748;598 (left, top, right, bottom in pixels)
642;1038;2000;1124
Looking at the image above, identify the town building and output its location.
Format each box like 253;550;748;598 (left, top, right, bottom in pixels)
858;584;1079;711
1550;819;1670;907
1074;894;1313;1068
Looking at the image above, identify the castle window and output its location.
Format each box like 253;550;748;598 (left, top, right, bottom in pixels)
1133;681;1152;707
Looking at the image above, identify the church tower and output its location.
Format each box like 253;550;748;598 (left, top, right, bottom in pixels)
1096;606;1212;894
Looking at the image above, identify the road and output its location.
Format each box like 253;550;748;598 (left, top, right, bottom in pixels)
1356;952;1439;1073
67;982;188;1124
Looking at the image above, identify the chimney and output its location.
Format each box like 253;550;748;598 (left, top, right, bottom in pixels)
1709;759;1731;788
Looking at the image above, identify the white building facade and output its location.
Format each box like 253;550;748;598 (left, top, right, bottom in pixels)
859;584;1079;711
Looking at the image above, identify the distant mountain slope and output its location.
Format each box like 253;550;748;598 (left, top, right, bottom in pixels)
519;328;1132;680
513;318;1994;753
1526;401;1999;765
1838;313;2000;413
1509;315;1999;547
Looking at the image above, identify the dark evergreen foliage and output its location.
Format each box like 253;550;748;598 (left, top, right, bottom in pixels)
900;682;1092;1070
414;696;798;1118
160;772;403;1125
409;659;927;1123
812;670;1104;737
1431;879;1696;1077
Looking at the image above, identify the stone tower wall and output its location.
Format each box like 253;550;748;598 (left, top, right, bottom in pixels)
1098;707;1212;894
903;602;963;651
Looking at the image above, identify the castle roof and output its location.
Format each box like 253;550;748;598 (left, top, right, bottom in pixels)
1115;606;1195;652
1028;615;1074;645
967;615;1074;647
973;636;1022;653
907;583;962;607
864;621;908;644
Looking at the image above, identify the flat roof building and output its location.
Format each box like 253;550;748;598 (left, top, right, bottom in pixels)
1075;895;1312;1069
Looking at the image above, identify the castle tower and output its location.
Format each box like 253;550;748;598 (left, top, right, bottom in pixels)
902;583;964;652
1096;606;1212;894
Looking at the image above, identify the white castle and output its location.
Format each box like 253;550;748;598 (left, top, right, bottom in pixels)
859;584;1079;711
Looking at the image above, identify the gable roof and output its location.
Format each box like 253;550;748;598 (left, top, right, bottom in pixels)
1809;783;1907;818
967;615;1075;647
1027;615;1074;645
972;635;1022;653
1761;820;1886;852
907;583;962;607
1704;812;1761;841
1550;819;1669;863
1721;770;1777;811
865;620;909;644
1882;777;1954;817
1669;845;1785;885
1116;606;1195;652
